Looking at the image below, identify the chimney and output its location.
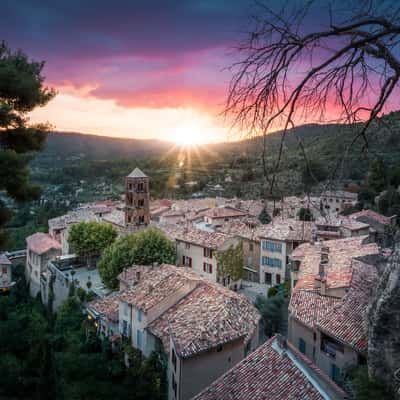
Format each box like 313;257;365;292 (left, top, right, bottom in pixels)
276;333;287;350
136;270;141;282
320;277;327;295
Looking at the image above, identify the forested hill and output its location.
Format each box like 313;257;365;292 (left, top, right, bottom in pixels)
34;111;400;194
42;131;172;160
42;111;400;163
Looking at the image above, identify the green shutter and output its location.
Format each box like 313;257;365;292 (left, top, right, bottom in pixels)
299;338;306;354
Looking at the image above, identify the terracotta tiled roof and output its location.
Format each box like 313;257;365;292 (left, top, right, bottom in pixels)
203;206;247;219
101;209;125;227
160;210;184;218
217;218;261;241
349;209;393;226
26;232;61;255
292;237;379;291
317;261;377;353
89;293;120;322
316;216;369;231
151;223;185;241
192;336;334;400
48;209;99;230
289;290;341;330
118;265;196;312
148;278;260;358
175;228;228;249
321;190;358;200
257;219;314;242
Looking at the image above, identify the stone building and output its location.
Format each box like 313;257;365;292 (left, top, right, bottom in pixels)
125;168;150;232
0;253;14;293
88;264;260;400
320;190;357;216
26;232;61;297
288;237;380;384
175;228;242;289
258;219;314;287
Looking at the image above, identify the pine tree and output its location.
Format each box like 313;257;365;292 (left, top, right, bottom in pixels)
0;42;55;247
258;206;272;224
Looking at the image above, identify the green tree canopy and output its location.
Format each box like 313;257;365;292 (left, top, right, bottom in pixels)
0;42;55;248
98;227;176;289
301;159;328;190
215;241;244;282
69;221;117;267
297;207;313;221
258;206;272;224
368;158;387;194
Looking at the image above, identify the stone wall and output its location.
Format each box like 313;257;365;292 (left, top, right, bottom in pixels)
368;250;400;398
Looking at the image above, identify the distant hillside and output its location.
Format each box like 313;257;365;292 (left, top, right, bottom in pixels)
32;111;400;197
41;131;172;160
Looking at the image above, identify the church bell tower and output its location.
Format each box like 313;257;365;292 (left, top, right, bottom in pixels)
124;167;150;232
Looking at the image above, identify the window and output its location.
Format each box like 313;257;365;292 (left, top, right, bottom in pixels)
122;320;128;337
216;344;223;352
136;329;143;349
137;199;144;208
203;262;213;274
139;215;145;224
182;256;192;267
1;267;7;275
299;338;306;354
262;240;282;253
172;348;177;371
331;364;341;383
262;256;282;268
185;242;190;250
203;248;213;258
138;309;143;322
265;273;272;285
249;243;254;251
137;182;144;191
276;274;281;285
321;333;344;358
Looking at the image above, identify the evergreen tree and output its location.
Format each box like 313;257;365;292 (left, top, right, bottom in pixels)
258;206;272;224
297;207;313;221
0;42;55;248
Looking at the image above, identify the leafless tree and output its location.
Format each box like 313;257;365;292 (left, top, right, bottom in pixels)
226;0;400;197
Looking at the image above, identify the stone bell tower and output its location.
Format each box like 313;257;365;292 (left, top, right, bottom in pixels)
124;167;150;232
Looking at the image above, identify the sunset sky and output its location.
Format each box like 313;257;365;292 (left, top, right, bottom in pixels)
2;0;261;143
1;1;397;144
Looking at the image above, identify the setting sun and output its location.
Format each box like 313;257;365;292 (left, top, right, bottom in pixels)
171;124;205;145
